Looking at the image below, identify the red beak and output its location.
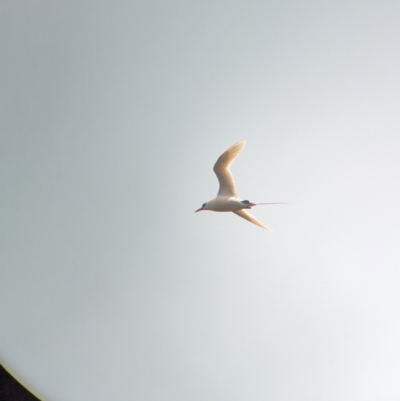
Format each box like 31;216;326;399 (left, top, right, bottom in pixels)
194;207;203;213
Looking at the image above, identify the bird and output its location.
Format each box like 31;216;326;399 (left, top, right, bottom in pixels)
195;140;286;230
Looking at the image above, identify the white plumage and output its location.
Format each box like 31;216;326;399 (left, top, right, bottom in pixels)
195;140;285;230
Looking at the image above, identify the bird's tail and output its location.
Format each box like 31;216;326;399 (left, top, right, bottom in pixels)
256;202;289;205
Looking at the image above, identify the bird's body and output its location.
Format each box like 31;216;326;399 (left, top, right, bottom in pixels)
195;140;285;230
201;196;252;212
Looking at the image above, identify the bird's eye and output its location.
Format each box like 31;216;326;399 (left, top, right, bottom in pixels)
202;203;206;208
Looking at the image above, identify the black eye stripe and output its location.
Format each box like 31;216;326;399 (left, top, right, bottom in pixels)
241;200;250;204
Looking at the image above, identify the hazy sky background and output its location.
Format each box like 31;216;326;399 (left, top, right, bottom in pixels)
1;1;400;400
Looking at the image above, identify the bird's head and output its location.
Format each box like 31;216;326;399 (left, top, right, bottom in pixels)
195;202;207;212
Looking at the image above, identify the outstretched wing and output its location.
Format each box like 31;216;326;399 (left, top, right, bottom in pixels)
233;209;272;231
213;140;246;197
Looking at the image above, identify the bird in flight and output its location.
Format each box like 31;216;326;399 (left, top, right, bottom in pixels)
195;140;286;230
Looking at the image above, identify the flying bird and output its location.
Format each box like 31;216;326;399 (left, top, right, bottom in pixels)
195;140;285;230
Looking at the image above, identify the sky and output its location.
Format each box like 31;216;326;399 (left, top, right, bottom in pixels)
1;1;400;400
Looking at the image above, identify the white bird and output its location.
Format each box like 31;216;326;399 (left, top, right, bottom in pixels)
195;140;286;230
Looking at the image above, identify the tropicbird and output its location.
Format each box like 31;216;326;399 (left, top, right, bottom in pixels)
195;140;285;230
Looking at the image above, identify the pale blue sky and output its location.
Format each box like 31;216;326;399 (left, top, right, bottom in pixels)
1;1;400;400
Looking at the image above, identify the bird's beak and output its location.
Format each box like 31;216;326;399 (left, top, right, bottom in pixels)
194;207;203;213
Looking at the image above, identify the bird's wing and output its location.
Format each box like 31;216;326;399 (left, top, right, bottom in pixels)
213;140;246;197
233;209;272;231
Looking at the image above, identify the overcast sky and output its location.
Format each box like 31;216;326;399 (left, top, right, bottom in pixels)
1;1;400;400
